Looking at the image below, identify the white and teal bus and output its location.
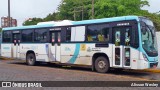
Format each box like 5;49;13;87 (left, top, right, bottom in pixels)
1;16;158;73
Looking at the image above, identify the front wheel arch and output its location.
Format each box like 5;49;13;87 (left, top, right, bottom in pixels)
92;53;110;73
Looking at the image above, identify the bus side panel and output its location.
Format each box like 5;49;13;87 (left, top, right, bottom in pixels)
60;43;112;66
130;48;140;69
74;44;93;66
138;52;149;69
131;48;151;69
35;44;50;62
19;44;49;62
60;44;76;63
1;44;12;58
100;44;113;67
74;44;113;66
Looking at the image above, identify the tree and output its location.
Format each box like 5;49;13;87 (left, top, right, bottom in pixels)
57;0;149;20
93;0;149;18
43;12;59;21
57;0;160;31
23;18;43;26
57;0;94;20
22;0;160;31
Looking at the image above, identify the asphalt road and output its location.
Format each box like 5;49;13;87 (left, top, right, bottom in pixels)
0;60;159;90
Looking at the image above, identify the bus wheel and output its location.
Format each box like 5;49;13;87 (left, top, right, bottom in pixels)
26;53;36;66
95;56;109;73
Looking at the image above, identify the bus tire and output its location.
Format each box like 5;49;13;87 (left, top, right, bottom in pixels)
26;53;36;66
95;56;109;73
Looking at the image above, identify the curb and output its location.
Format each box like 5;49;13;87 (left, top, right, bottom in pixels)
134;69;160;73
0;57;14;60
141;69;160;73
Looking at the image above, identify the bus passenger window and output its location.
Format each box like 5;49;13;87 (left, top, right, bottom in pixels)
87;24;109;42
102;28;109;41
87;35;93;41
98;34;104;41
22;30;33;42
2;31;11;43
34;29;48;42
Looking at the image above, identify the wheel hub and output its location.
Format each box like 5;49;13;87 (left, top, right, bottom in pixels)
98;60;106;69
28;57;33;64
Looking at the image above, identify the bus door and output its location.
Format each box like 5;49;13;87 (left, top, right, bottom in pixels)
49;31;61;62
113;27;131;68
12;32;20;58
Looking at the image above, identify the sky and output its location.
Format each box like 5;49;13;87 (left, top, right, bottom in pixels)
142;0;160;13
0;0;61;26
0;0;160;27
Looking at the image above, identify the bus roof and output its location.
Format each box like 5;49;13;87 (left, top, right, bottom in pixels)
2;24;54;31
2;16;139;31
72;16;139;25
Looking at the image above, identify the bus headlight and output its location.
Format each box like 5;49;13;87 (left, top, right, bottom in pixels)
142;53;148;62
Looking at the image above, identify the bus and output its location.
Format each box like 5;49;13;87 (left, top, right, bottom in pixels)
1;16;158;73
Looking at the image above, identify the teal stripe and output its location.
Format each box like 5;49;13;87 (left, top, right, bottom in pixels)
3;24;54;31
67;44;80;64
1;43;95;44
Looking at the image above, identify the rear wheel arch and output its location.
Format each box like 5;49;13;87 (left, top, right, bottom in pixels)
26;50;36;66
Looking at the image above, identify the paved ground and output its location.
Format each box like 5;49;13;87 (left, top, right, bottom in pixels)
0;60;160;90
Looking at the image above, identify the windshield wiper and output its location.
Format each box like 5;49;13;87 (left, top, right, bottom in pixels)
147;25;155;37
146;25;155;44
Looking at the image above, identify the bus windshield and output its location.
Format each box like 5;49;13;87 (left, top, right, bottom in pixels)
140;18;158;56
